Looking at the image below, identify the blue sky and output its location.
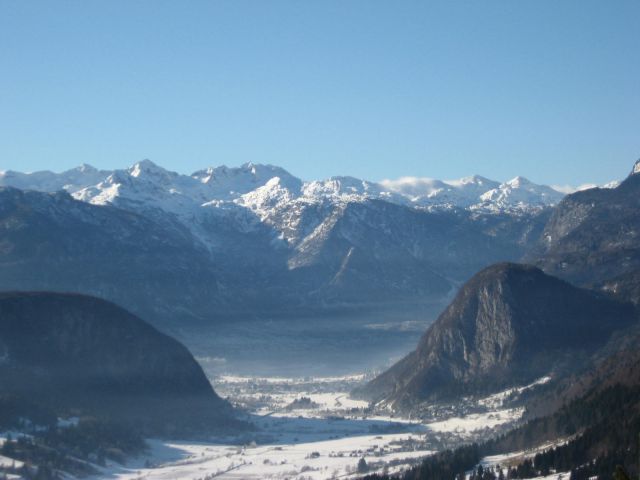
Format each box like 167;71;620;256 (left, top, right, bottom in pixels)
0;1;638;185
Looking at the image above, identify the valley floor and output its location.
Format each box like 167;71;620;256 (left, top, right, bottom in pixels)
95;374;539;480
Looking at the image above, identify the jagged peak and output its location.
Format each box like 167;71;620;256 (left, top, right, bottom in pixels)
302;175;380;199
504;176;534;188
630;159;640;176
240;161;257;173
192;162;295;181
128;159;174;178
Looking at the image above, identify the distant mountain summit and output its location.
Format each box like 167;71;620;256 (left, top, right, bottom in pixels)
354;263;636;409
476;176;564;212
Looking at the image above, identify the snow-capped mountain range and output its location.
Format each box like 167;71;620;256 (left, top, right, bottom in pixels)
0;159;565;217
0;160;573;256
0;160;605;323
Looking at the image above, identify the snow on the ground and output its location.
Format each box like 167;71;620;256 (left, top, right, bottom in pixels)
92;373;538;479
473;437;573;480
99;432;434;480
0;373;549;479
525;473;570;480
480;438;572;468
96;374;434;479
477;376;551;410
218;374;368;385
426;408;524;437
0;454;23;468
215;374;372;417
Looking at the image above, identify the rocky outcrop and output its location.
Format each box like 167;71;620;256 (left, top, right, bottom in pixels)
354;263;636;408
529;161;640;288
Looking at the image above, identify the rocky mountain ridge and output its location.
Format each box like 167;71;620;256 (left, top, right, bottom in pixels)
529;159;640;288
354;263;637;409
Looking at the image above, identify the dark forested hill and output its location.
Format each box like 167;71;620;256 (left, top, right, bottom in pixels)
0;291;239;435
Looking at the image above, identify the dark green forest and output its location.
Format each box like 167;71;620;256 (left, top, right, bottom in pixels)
362;384;640;480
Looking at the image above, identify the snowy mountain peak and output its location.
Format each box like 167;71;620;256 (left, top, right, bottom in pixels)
631;159;640;176
0;164;110;194
242;161;257;174
303;176;382;200
128;159;176;180
477;176;564;212
240;176;299;212
191;163;302;198
505;176;533;188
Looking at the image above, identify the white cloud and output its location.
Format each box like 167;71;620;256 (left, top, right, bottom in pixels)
551;181;619;194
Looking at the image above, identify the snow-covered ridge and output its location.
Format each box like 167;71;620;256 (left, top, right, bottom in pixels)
0;163;111;193
380;174;502;207
0;160;568;215
0;159;578;256
0;160;580;254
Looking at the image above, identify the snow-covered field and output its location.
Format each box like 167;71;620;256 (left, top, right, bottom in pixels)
476;438;572;480
102;432;433;480
96;374;542;480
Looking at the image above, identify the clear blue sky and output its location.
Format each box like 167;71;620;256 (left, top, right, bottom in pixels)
1;1;638;185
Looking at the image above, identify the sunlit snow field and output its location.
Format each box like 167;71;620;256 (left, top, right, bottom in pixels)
97;373;549;480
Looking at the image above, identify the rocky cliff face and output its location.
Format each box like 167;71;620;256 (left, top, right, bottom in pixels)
529;161;640;288
0;292;237;435
354;263;636;408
